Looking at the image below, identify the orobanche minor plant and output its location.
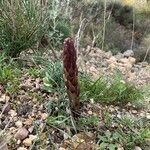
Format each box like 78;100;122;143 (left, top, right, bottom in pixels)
63;37;80;111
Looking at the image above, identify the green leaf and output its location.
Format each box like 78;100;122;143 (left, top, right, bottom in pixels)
108;144;117;150
100;142;108;149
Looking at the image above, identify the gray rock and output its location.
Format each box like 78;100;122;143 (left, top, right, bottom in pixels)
141;61;148;67
123;50;134;57
104;51;112;59
114;53;124;60
14;127;29;140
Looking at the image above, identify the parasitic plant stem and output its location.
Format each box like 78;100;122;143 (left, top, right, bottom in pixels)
63;38;80;111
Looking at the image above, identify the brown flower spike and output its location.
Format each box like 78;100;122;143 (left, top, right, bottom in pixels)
63;38;80;111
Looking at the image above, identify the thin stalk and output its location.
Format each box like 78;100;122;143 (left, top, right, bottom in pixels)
102;0;107;50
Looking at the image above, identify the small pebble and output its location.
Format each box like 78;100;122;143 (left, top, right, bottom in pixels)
24;118;33;125
132;110;138;114
28;126;34;133
0;94;10;102
88;111;93;115
146;114;150;119
23;138;32;147
14;128;29;140
41;113;48;120
8;110;17;117
15;121;23;128
17;140;21;145
29;134;37;141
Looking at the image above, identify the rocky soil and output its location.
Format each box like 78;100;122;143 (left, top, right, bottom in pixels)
0;47;149;150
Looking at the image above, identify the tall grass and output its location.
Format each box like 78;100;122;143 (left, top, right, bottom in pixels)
0;0;50;57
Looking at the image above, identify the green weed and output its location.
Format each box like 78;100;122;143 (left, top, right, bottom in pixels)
42;60;64;92
0;58;20;95
80;73;143;104
97;114;150;150
0;65;20;84
27;67;41;78
77;115;99;130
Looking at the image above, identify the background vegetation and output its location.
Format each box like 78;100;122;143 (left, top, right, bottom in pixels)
0;0;149;150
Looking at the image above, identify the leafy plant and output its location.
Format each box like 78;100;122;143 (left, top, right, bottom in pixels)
6;78;20;95
27;67;41;78
47;0;71;50
0;65;20;85
97;130;117;150
77;115;99;129
97;114;150;150
42;60;63;92
0;63;20;95
103;111;113;128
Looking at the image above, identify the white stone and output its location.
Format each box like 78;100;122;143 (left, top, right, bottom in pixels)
15;121;23;128
107;56;117;64
128;57;136;65
29;135;37;141
17;140;21;145
120;58;129;64
134;146;142;150
105;51;112;58
146;114;150;119
28;126;34;133
123;50;134;57
88;111;93;115
8;109;17;117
